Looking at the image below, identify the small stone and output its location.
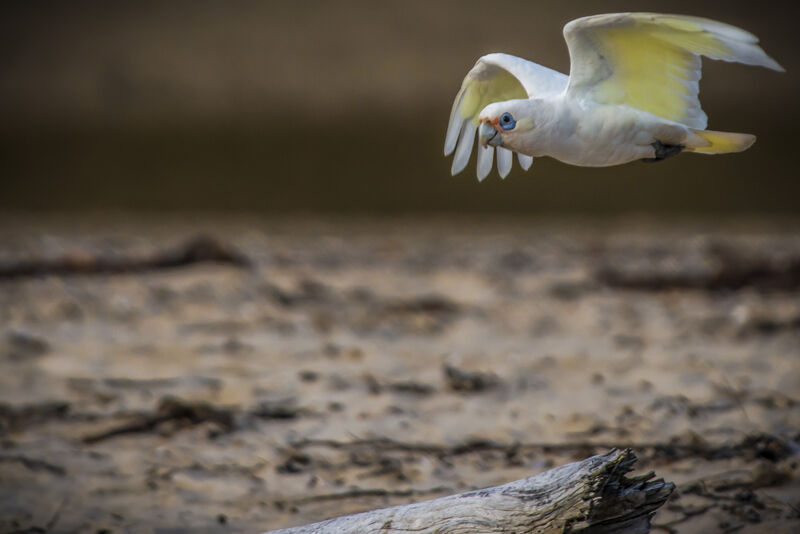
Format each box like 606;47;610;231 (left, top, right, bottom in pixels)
299;370;319;382
2;330;50;360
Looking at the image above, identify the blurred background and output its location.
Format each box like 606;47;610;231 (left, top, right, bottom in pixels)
1;0;797;214
2;3;799;533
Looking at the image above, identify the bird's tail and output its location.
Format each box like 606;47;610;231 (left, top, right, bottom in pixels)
685;129;756;154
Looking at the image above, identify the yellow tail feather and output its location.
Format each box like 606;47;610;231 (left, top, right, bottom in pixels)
686;129;756;154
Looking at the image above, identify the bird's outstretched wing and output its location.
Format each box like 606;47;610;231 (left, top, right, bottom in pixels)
563;13;784;129
445;53;567;180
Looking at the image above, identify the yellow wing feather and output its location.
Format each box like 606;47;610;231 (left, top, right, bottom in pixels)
444;54;568;177
564;13;784;128
458;69;527;125
444;60;528;177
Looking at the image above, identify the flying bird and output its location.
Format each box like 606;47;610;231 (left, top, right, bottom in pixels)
444;13;784;180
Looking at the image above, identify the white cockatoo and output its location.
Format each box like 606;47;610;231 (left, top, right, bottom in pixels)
445;12;784;180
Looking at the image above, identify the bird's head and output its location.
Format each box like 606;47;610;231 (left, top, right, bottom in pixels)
478;100;538;153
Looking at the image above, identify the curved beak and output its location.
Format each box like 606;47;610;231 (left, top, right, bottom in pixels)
479;121;503;148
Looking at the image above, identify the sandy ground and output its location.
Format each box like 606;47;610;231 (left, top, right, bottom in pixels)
0;214;798;534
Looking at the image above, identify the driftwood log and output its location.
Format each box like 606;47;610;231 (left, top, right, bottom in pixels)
264;448;674;534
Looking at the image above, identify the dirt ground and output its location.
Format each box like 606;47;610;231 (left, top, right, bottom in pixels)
0;214;798;534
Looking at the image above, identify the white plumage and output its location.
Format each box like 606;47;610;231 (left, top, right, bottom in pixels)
444;12;784;180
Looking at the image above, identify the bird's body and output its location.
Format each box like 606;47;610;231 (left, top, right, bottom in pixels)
445;13;784;180
501;96;688;166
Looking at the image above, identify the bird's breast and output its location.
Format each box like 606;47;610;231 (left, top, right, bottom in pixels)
545;103;653;166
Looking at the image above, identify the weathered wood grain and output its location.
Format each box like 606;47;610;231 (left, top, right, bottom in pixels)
264;448;674;534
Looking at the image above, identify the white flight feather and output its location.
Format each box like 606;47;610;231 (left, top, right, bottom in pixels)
451;120;476;176
517;153;533;171
477;145;494;182
496;147;513;179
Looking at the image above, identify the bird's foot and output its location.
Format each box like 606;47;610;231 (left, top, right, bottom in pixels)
642;141;684;163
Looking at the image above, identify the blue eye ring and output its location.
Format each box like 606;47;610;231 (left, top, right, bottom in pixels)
499;112;516;130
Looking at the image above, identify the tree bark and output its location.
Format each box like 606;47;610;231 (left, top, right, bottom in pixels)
264;448;674;534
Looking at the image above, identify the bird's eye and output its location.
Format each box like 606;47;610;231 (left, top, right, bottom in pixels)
499;112;516;130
